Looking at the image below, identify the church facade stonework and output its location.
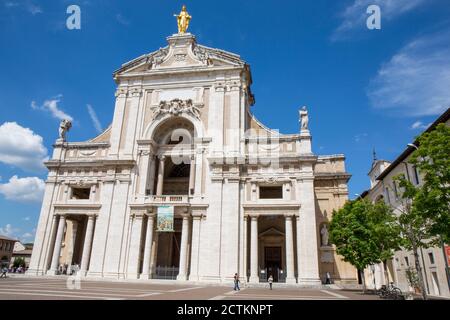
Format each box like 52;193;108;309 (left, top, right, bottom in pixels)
27;30;357;285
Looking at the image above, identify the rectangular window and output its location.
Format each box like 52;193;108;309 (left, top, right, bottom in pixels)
428;252;435;265
385;187;391;203
413;166;420;185
71;187;91;200
405;256;410;267
259;186;283;199
393;182;399;199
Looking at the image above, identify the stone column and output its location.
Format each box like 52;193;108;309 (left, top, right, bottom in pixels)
243;216;248;281
66;221;78;275
150;231;159;277
188;155;196;195
177;215;190;281
109;89;127;156
194;148;203;197
140;214;155;279
285;215;296;284
80;215;96;275
189;213;202;281
138;151;151;195
146;156;156;196
296;176;321;285
249;215;259;283
47;215;66;275
127;214;144;279
156;156;166;196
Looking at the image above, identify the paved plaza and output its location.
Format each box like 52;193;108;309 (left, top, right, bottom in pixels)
0;276;381;300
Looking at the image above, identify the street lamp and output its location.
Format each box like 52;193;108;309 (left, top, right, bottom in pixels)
407;143;419;150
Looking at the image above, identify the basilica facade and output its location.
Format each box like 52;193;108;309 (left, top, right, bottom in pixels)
27;27;357;285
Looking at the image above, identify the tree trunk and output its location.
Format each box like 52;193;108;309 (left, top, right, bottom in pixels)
383;260;390;286
413;246;427;300
360;269;367;294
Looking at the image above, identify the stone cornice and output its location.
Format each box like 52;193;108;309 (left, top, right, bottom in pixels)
59;142;110;149
54;203;102;209
45;159;136;169
243;134;311;142
242;203;301;210
314;173;352;181
116;65;245;80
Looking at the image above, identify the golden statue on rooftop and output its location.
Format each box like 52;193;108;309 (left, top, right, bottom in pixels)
174;5;191;34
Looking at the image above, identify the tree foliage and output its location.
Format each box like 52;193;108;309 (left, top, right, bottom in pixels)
12;257;26;268
329;199;402;289
409;123;450;243
393;175;429;299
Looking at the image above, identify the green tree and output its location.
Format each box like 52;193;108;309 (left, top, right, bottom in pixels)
329;199;401;293
394;175;431;300
409;123;450;243
12;257;26;268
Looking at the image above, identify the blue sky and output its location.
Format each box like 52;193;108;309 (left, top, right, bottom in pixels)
1;0;450;242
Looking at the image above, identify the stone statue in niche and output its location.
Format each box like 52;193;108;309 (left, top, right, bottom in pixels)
320;224;329;247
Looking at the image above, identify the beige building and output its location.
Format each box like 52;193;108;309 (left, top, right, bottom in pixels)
362;108;450;298
0;235;17;267
11;242;33;268
27;10;357;285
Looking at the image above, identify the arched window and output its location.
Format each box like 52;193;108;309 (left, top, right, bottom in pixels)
152;117;195;145
375;194;385;204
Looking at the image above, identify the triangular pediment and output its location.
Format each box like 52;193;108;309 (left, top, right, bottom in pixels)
259;227;284;238
113;33;246;78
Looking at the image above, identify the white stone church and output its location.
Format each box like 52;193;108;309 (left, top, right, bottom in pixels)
27;20;357;285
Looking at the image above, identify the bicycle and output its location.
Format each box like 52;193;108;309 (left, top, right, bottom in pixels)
377;282;404;300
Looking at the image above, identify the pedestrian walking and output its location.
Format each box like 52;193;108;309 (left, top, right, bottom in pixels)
233;273;240;291
268;275;273;290
325;272;332;284
0;267;7;278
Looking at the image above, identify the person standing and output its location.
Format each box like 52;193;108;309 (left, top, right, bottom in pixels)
268;275;273;290
0;267;7;278
325;272;332;284
233;273;240;291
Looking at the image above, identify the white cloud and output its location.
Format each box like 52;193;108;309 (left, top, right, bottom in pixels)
411;121;431;130
0;122;49;173
0;224;19;238
87;104;103;133
26;2;42;15
31;95;74;122
368;31;450;117
0;175;45;202
21;232;33;240
22;216;31;222
116;13;130;26
354;133;368;142
332;0;426;41
4;2;19;8
0;224;35;242
3;1;42;15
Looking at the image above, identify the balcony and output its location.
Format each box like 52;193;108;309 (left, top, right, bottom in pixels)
143;195;190;206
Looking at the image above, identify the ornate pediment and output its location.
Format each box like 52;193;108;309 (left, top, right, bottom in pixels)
113;34;247;77
151;98;202;120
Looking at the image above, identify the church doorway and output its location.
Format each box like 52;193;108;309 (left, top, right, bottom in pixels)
59;215;87;275
265;247;282;282
154;218;182;279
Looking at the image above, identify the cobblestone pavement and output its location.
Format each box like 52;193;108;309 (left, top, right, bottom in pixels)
0;276;382;300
